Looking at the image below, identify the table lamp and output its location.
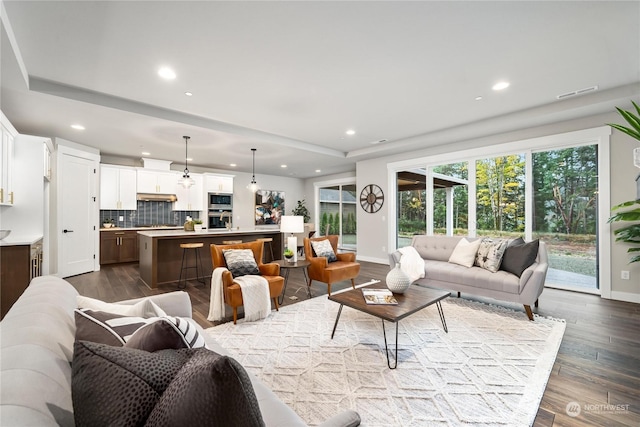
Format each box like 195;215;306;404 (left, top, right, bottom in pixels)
280;215;304;262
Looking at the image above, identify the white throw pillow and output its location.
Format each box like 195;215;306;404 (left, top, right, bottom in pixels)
448;238;482;268
76;295;167;318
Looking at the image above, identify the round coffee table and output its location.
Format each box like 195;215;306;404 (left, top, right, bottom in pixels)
273;259;311;304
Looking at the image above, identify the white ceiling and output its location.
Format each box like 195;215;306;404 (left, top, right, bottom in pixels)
1;1;639;178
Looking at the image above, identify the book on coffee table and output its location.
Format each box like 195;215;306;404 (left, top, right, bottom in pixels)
362;288;398;305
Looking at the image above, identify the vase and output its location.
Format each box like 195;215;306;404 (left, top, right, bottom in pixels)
386;262;411;294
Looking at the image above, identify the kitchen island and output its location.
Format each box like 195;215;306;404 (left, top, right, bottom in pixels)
138;228;282;289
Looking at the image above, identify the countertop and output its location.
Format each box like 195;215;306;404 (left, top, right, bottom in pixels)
137;228;280;238
0;234;44;246
100;226;183;232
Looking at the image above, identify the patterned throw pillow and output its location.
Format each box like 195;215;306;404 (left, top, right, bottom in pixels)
475;238;509;273
75;309;206;350
222;249;260;277
311;239;337;263
72;342;265;427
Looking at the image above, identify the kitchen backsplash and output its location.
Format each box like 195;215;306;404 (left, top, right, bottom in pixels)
100;201;201;228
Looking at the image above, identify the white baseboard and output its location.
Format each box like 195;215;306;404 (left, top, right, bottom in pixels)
355;255;389;265
608;290;640;304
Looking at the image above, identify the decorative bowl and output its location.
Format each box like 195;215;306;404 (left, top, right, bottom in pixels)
0;230;11;240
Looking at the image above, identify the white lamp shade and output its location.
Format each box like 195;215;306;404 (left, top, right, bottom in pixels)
280;216;304;233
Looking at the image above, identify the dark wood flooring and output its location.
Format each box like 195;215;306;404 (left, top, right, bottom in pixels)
66;261;640;426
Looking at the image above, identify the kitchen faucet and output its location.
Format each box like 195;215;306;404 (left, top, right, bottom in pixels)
219;212;232;230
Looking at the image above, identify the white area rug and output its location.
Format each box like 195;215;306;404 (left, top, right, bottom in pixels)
205;291;565;426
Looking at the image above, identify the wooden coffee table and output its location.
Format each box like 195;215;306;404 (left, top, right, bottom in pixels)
328;282;450;369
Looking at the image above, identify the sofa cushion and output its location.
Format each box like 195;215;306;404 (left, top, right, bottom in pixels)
425;260;522;294
77;295;166;317
72;341;264;427
223;249;260;277
311;239;338;262
475;238;508;273
448;238;482;268
75;309;206;350
500;239;539;277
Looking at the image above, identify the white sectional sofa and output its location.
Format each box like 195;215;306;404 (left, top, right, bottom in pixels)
0;275;360;427
390;235;548;320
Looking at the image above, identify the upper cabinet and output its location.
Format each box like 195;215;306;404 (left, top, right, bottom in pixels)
137;170;178;194
174;174;204;211
100;165;137;210
205;174;234;194
0;112;16;205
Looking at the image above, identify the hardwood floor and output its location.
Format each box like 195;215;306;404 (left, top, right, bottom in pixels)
66;261;640;426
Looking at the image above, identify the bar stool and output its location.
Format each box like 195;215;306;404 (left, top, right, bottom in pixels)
257;237;275;263
178;242;205;289
222;240;242;245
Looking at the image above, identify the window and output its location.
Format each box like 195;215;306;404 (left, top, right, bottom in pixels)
318;183;357;250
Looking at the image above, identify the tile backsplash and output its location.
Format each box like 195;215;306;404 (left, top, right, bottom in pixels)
100;201;201;228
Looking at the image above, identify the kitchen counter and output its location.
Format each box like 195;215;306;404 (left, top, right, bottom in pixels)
0;234;44;246
138;228;282;289
100;226;182;232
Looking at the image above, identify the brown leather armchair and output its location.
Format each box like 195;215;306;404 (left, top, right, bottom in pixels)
210;240;284;324
303;235;360;296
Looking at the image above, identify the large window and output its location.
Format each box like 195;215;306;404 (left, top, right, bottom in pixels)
319;183;357;250
390;128;609;295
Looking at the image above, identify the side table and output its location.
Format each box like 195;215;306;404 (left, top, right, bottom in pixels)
273;259;311;304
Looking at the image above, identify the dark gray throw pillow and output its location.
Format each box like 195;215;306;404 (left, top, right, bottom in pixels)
500;239;539;277
223;249;260;277
72;341;265;427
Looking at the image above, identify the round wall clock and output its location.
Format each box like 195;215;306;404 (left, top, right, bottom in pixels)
360;184;384;213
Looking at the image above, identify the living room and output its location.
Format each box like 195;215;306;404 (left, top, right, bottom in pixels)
1;1;639;426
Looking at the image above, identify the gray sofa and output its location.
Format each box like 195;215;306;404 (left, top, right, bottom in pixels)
390;235;548;320
0;275;360;427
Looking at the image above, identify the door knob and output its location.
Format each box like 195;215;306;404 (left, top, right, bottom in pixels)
63;229;74;233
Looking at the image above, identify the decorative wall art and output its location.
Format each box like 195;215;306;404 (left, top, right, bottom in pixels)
255;190;285;225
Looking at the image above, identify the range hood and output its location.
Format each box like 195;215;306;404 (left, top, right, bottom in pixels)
136;193;177;202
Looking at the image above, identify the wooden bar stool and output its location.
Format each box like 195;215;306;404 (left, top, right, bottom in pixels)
222;240;242;245
178;242;205;289
256;237;275;263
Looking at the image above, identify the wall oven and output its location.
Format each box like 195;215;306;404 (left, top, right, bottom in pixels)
209;193;232;210
208;209;232;229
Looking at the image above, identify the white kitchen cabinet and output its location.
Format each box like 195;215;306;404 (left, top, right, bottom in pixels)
174;173;204;211
137;170;178;194
100;165;137;210
205;174;233;194
0;113;16;205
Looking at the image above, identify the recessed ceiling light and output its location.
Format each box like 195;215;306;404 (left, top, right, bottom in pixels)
492;81;510;91
315;169;321;173
346;129;356;136
185;92;193;96
158;67;176;80
142;151;151;156
281;165;287;168
475;96;483;101
229;163;237;167
186;158;193;162
71;124;85;130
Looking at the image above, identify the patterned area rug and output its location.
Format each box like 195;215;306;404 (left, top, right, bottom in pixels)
205;288;565;426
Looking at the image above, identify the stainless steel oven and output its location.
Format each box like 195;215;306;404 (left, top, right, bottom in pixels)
209;193;232;210
208;209;232;229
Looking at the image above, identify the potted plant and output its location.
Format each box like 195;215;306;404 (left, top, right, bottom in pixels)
102;218;114;228
283;248;294;262
193;218;203;232
291;199;311;223
607;101;640;263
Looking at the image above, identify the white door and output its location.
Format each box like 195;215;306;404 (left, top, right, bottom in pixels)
60;153;97;277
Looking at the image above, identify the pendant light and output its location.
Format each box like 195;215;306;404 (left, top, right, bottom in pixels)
247;148;260;192
180;135;195;188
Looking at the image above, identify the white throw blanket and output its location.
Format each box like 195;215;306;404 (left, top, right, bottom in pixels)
208;268;270;323
398;246;426;283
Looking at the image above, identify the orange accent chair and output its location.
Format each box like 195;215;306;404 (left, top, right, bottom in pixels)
210;240;284;324
304;235;360;296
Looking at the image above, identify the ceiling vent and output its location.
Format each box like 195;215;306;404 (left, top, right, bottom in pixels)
370;139;388;145
556;85;599;100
